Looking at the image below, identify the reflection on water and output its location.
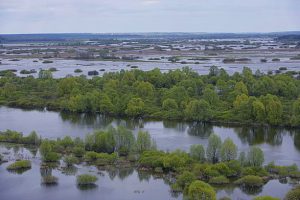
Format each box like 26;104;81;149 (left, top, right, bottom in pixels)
0;144;298;200
1;106;300;167
62;166;78;176
7;167;31;175
187;122;213;138
233;126;286;146
294;133;300;151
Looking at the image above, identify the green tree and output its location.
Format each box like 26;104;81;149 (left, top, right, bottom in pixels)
206;134;222;163
233;94;251;120
134;81;154;98
262;94;283;125
188;180;216;200
58;78;78;96
189;144;205;162
39;140;52;159
99;93;114;114
163;86;188;105
111;126;135;156
247;146;264;167
125;98;145;117
25;131;40;145
291;98;300;126
136;131;152;153
68;95;86;112
38;70;53;79
185;99;212;121
94;131;116;153
234;81;248;96
209;66;220;77
220;138;237;162
59;136;74;149
162;98;178;111
238;151;247;166
203;87;219;106
2;82;16;98
252;100;266;122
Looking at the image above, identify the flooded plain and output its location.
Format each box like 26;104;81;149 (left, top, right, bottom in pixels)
1;56;300;78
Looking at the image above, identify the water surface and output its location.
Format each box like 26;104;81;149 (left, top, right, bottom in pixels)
1;106;300;166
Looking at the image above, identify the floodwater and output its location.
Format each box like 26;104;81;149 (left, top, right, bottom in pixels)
0;56;300;78
1;106;300;167
0;144;298;200
0;106;300;199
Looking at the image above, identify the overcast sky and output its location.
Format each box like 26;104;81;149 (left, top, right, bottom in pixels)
0;0;299;34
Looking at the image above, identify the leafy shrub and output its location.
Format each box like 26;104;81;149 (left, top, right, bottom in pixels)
42;175;58;185
176;171;196;189
76;174;98;185
73;146;85;157
95;153;117;166
284;185;300;200
189;144;205;162
84;151;117;165
43;152;60;162
253;196;280;200
242;167;268;177
209;176;229;185
64;155;78;166
139;150;165;169
265;162;299;178
188;180;216;200
162;151;190;171
74;69;83;73
211;163;230;176
235;175;264;187
7;160;31;170
0;130;24;143
42;60;53;64
48;67;57;72
203;166;220;179
84;151;99;161
226;160;242;177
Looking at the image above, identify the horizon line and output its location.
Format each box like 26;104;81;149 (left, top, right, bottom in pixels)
1;30;300;35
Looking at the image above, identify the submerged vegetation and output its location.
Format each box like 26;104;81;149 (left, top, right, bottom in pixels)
76;174;98;185
0;127;299;198
41;175;58;185
7;160;31;170
1;67;300;127
284;185;300;200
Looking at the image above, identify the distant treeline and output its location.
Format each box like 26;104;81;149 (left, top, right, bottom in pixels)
1;32;300;43
1;67;300;127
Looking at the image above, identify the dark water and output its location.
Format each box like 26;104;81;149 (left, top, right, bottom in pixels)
0;144;298;200
1;106;300;167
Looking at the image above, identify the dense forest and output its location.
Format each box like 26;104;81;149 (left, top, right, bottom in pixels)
1;66;300;127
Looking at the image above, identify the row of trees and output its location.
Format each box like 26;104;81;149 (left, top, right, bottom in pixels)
1;67;300;126
38;126;156;162
190;134;264;166
84;126;156;155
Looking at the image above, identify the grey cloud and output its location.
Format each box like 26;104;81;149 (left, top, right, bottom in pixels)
0;0;299;33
